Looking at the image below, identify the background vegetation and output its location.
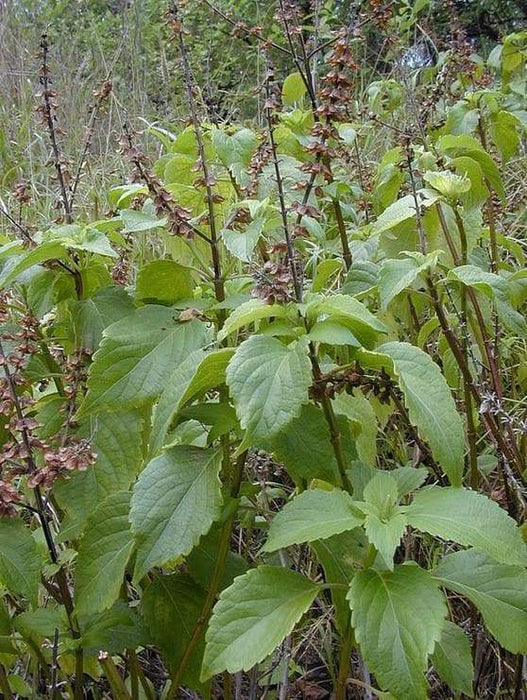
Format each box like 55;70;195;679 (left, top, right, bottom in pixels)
0;1;526;698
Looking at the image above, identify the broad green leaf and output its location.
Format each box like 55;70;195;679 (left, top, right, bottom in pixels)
187;526;248;592
423;171;471;200
263;488;364;552
217;298;290;342
212;128;259;169
54;410;145;539
348;563;446;699
333;391;377;467
342;260;379;297
150;348;233;455
389;466;428;497
44;224;117;258
78;307;208;416
406;487;527;566
489;109;521;161
14;607;68;642
308;319;361;346
373;190;439;234
0;519;41;603
120;209;167;232
447;265;527;337
362;471;399;514
282;72;307;105
445;102;479;135
70;286;135;351
378;252;440;309
141;573;209;692
178;348;235;408
130;446;223;580
464;149;505;202
313;530;367;634
150;349;206;456
358;472;406;569
80;601;147;653
310;295;387;349
0;241;67;289
312;259;342;293
226;335;311;441
75;492;134;616
202;566;319;679
431;620;474;697
364;512;406;569
222;218;263;262
135;260;193;304
450;155;489;209
378;342;465;485
435;549;527;654
258;403;353;485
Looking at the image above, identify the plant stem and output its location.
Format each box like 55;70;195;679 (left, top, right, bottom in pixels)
335;622;354;700
165;451;248;699
98;653;132;700
0;663;12;698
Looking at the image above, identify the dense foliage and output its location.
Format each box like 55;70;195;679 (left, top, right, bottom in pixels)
0;0;526;698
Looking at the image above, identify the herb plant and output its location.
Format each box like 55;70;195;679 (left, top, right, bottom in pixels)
0;2;526;698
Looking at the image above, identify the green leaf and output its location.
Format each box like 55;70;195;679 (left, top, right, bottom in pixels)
0;241;67;289
150;348;233;455
423;171;471;200
14;607;68;642
358;472;407;569
378;251;440;309
313;530;367;634
489;109;521;161
226;335;311;441
282;72;307;105
312;259;342;293
54;410;145;539
141;573;209;692
348;563;446;699
378;342;465;485
75;491;134;616
310;295;387;349
431;620;474;697
333;391;377;467
308;319;361;346
217;299;290;342
135;260;193;304
70;286;135;351
130;446;223;580
389;466;428;497
445;102;479;135
447;265;527;337
406;487;527;566
0;519;41;603
373;190;439;234
258;403;353;485
202;566;319;680
45;225;117;258
78;307;208;416
435;549;527;654
120;209;167;232
222;220;262;262
187;526;248;592
464;149;505;202
212;127;259;186
80;601;147;653
149;349;206;456
263;488;364;552
364;511;406;569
